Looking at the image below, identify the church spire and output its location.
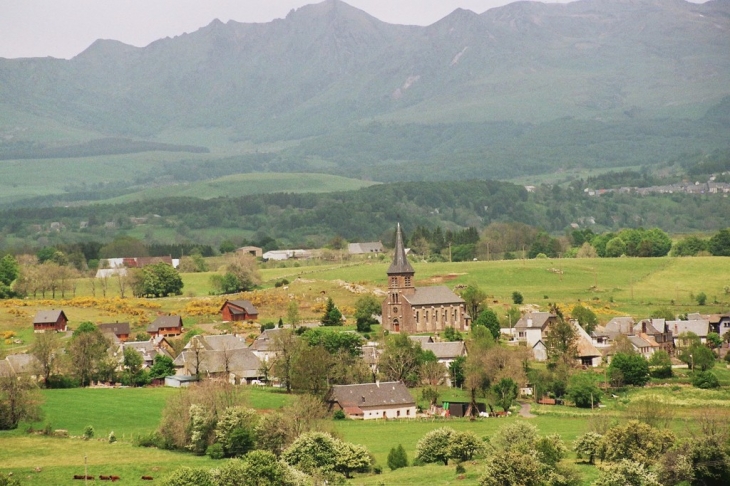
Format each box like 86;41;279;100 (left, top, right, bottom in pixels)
387;223;415;275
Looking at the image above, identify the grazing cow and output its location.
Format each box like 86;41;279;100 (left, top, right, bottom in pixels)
111;476;120;482
100;475;110;480
141;476;154;480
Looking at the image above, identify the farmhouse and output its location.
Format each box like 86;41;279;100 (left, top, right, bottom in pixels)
237;246;263;257
33;309;68;332
147;315;183;337
220;300;258;322
382;224;470;333
250;328;285;362
116;339;173;368
513;312;558;348
348;242;384;255
327;381;417;420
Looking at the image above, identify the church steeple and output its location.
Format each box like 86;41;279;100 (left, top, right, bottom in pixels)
387;223;415;275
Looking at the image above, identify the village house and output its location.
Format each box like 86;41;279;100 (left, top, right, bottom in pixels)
668;317;710;346
98;322;131;342
113;337;174;369
147;315;183;337
327;381;417;420
220;300;259;322
382;224;471;333
173;347;262;385
33;310;68;332
510;312;559;361
250;328;284;362
0;353;41;379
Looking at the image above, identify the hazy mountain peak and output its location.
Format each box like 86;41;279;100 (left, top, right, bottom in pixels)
73;39;138;61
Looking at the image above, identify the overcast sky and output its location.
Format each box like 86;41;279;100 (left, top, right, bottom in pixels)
0;0;709;59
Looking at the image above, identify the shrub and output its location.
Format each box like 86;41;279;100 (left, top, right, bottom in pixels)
83;425;94;440
512;291;524;305
416;427;455;465
609;353;650;386
691;370;720;389
108;431;116;443
160;467;214;486
373;464;383;474
573;432;602;464
134;431;164;448
333;410;346;420
455;463;466;474
696;292;707;306
206;442;225;459
387;444;409;470
566;374;602;408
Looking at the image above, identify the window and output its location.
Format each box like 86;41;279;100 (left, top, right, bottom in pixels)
416;311;420;323
397;410;401;417
406;409;410;415
393;307;398;314
404;276;411;286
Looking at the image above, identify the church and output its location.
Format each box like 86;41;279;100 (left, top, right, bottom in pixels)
382;224;471;333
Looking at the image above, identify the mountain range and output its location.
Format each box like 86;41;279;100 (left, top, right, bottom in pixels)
1;0;729;183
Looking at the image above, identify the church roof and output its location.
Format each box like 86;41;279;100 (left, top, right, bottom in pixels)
402;286;464;306
387;223;414;275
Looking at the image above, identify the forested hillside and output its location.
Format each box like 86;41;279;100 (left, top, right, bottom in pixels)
2;179;729;251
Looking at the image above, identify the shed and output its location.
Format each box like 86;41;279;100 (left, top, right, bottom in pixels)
165;375;198;388
33;310;68;332
220;300;259;322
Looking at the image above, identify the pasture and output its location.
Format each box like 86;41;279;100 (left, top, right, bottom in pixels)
5;379;730;485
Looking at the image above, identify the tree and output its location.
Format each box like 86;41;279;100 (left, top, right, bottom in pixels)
447;430;485;462
122;347;148;386
460;285;487;321
216;451;288;486
271;329;301;393
378;333;425;387
566;373;601;408
134;262;183;297
605;237;626;257
679;339;715;371
657;435;730;486
354;294;380;333
708;228;730;256
320;298;343;327
449;355;466;388
473;309;501;340
608;353;650;386
0;254;19;298
594;460;661;486
282;431;370;479
512;291;524;305
290;344;331;398
286;300;300;328
66;323;109;386
493;377;518;411
0;374;43;430
479;451;545;486
707;332;722;349
598;420;675;465
570;305;598;334
30;331;61;386
648;350;672;379
544;318;578;367
225;253;261;291
388;444;408;470
149;354;176;379
416;427;454;465
573;432;602;464
215;406;259;458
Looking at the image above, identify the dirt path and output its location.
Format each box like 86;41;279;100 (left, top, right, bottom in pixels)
518;401;536;418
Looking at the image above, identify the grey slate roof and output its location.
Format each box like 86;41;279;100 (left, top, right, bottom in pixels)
33;309;66;324
403;286;464;306
348;242;384;254
329;382;415;408
198;334;248;351
421;341;467;360
387;223;414;275
225;300;258;315
176;348;261;377
147;315;183;332
628;335;653;349
667;319;710;337
124;341;172;362
408;335;434;345
98;322;130;336
515;312;555;330
250;328;284;351
605;317;636;334
5;354;40;374
361;346;380;365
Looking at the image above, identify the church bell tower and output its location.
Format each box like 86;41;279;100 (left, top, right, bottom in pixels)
383;223;414;332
